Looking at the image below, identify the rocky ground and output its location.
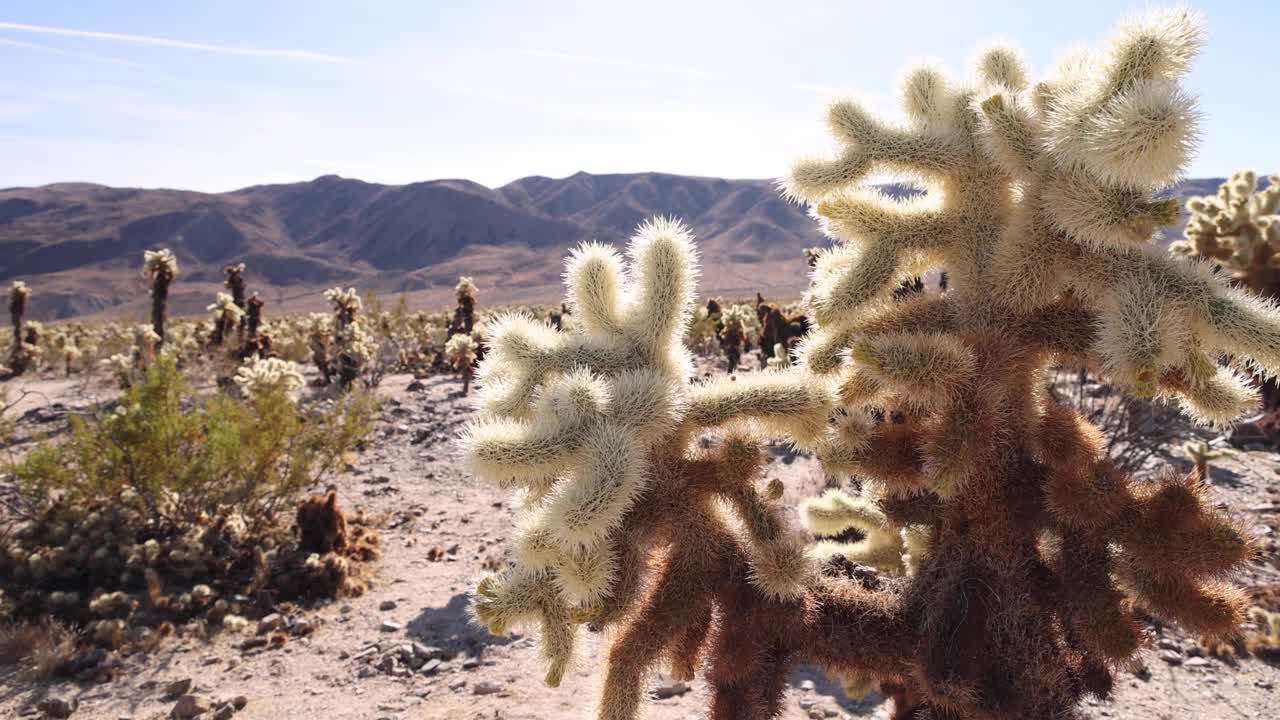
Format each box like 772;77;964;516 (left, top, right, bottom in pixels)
1;359;1278;720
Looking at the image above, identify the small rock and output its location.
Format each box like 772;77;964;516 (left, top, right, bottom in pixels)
1255;678;1274;689
232;697;248;711
1157;649;1183;666
412;643;442;660
1183;657;1209;667
799;698;816;709
163;679;194;698
799;679;816;692
211;704;236;720
170;695;206;720
379;600;398;611
358;666;378;679
1156;637;1179;651
257;613;285;635
473;680;503;696
35;697;78;718
380;621;403;633
652;677;690;699
461;656;481;670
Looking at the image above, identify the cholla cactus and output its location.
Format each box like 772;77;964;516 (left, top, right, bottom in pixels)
142;249;178;346
1181;439;1234;482
451;276;478;337
223;263;248;336
207;293;244;347
1172;172;1280;297
324;287;376;389
6;281;33;376
718;302;755;374
1172;172;1280;421
463;219;832;713
444;332;478;395
775;9;1273;718
234;357;304;399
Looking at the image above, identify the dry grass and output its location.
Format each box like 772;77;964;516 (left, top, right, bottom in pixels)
0;620;77;679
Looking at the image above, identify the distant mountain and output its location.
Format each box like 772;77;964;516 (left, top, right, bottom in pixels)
0;172;1225;321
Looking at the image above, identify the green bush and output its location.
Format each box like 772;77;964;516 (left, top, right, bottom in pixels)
12;354;373;532
0;353;378;659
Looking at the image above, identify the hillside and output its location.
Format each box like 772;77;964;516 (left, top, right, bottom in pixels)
0;172;1223;320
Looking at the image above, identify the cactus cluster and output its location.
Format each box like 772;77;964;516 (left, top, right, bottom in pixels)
322;287;379;389
462;10;1280;720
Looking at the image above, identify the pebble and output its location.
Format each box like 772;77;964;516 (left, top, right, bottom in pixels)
35;697;78;718
379;600;398;611
169;695;206;720
799;679;816;692
412;642;442;660
258;613;285;635
1157;650;1183;665
211;704;236;720
163;678;194;698
473;680;503;696
652;677;690;699
380;621;403;632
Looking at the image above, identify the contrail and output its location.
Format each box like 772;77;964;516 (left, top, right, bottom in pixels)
0;20;356;64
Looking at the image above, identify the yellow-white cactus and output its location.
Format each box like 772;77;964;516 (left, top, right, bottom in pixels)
1172;171;1280;297
462;219;832;696
800;489;928;575
142;249;179;279
234;357;305;398
789;7;1280;428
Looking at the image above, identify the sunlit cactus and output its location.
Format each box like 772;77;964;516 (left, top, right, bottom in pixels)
223;263;248;337
444;332;479;395
234;356;305;400
1172;171;1280;298
451;276;479;337
206;292;244;347
462;218;833;713
718;302;754;374
142;249;179;346
6;281;34;376
1172;172;1280;424
324;287;377;389
775;8;1270;718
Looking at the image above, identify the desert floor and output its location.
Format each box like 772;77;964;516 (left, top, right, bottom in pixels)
2;360;1278;720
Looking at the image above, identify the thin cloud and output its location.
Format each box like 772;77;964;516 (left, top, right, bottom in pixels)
0;37;145;68
0;20;355;64
518;49;710;79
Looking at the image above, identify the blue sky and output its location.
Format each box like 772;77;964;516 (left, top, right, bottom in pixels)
1;1;1274;192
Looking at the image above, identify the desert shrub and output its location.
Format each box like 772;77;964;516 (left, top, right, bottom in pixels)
0;354;379;656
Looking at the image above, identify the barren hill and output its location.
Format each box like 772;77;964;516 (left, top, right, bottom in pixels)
0;172;1221;321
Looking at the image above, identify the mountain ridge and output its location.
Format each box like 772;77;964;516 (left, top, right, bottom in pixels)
0;172;1226;321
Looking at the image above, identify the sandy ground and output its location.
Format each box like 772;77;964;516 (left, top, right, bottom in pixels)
1;359;1278;720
